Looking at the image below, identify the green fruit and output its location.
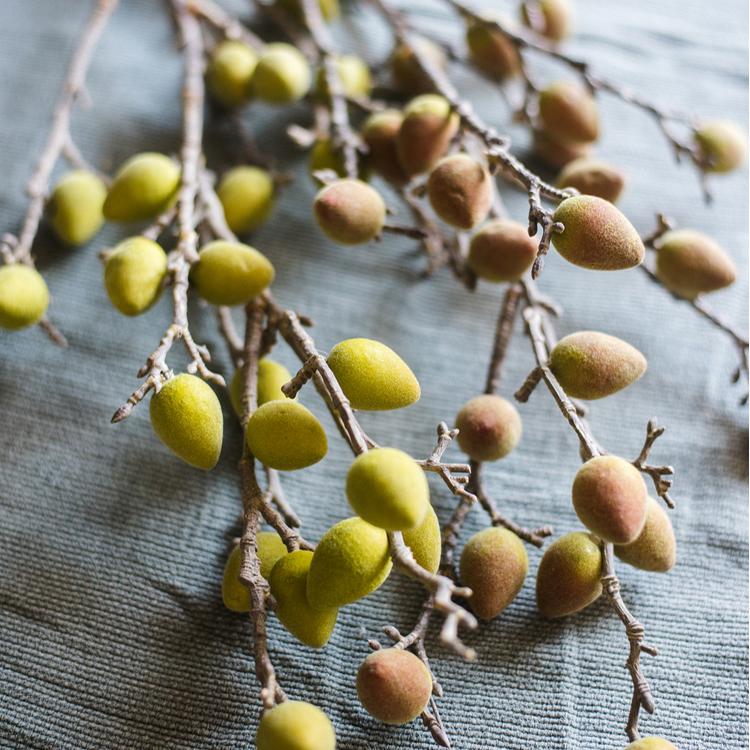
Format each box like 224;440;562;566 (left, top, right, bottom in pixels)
316;55;371;99
552;195;645;271
555;157;625;203
0;264;49;330
309;139;346;179
402;504;441;574
466;18;521;79
245;400;327;471
460;527;528;620
694;120;746;173
256;701;336;750
427;154;493;230
390;38;447;95
252;43;311;105
103;152;180;222
313;179;385;245
222;532;288;612
217;166;274;234
356;649;432;724
624;738;678;750
549;330;647;400
615;496;676;573
327;337;420;410
572;455;648;545
346;447;429;531
655;229;737;299
103;236;168;316
149;373;223;470
191;240;274;306
521;0;571;41
396;95;460;176
536;531;602;618
275;0;340;23
47;170;106;246
539;81;599;145
467;219;538;282
533;129;591;168
307;517;392;608
361;109;408;185
455;394;522;462
270;550;338;648
206;40;258;108
230;358;293;416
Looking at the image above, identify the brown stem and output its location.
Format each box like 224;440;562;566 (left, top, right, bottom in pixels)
189;0;265;49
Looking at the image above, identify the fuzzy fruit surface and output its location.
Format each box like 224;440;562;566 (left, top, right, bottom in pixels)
536;531;602;618
0;264;49;331
521;0;571;41
229;358;293;416
255;701;336;750
427;154;493;230
455;394;522;461
252;43;311;105
270;550;338;648
206;40;257;108
361;109;408;185
460;527;528;620
615;496;676;572
533;129;591;168
552;195;645;271
326;337;420;410
245;400;327;471
356;649;432;724
468;219;537;282
217;166;274;234
549;330;647;400
47;170;106;246
149;374;223;470
191;240;274;306
346;447;429;531
307;517;392;608
555;157;625;203
402;504;441;574
572;455;648;545
390;38;446;95
624;738;678;750
103;153;180;222
466;18;521;79
694;120;746;173
538;81;599;145
313;179;385;245
103;236;168;316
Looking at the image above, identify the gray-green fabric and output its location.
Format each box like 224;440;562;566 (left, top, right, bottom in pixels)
0;0;747;748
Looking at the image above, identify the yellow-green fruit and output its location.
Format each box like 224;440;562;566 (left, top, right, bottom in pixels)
191;240;274;306
346;447;429;531
103;236;168;316
206;40;258;108
572;455;648;545
229;358;293;416
466;19;521;79
455;394;522;462
149;373;223;470
694;120;747;173
222;532;288;612
521;0;571;42
313;179;385;245
256;701;336;750
549;331;647;400
103;153;180;222
468;219;537;282
533;129;591;168
361;109;409;185
539;81;599;145
552;195;645;271
624;738;678;750
307;517;392;608
390;38;447;95
327;337;420;410
536;531;602;618
252;43;311;105
0;264;49;330
402;504;441;574
217;166;274;234
460;527;528;620
47;170;106;246
275;0;340;23
309;139;346;179
556;157;625;203
316;55;371;99
615;496;676;573
426;154;493;230
356;649;432;724
245;400;327;471
396;95;460;177
270;550;338;648
654;229;737;299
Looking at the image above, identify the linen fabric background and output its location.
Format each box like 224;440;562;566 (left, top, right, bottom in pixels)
0;0;747;748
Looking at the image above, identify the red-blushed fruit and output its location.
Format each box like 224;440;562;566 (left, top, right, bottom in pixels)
538;81;599;145
313;179;386;244
615;496;676;573
572;455;648;545
356;648;433;724
427;154;493;230
390;38;447;95
533;129;591;168
361;109;409;185
455;394;522;462
466;18;521;79
467;219;538;282
555;157;625;203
